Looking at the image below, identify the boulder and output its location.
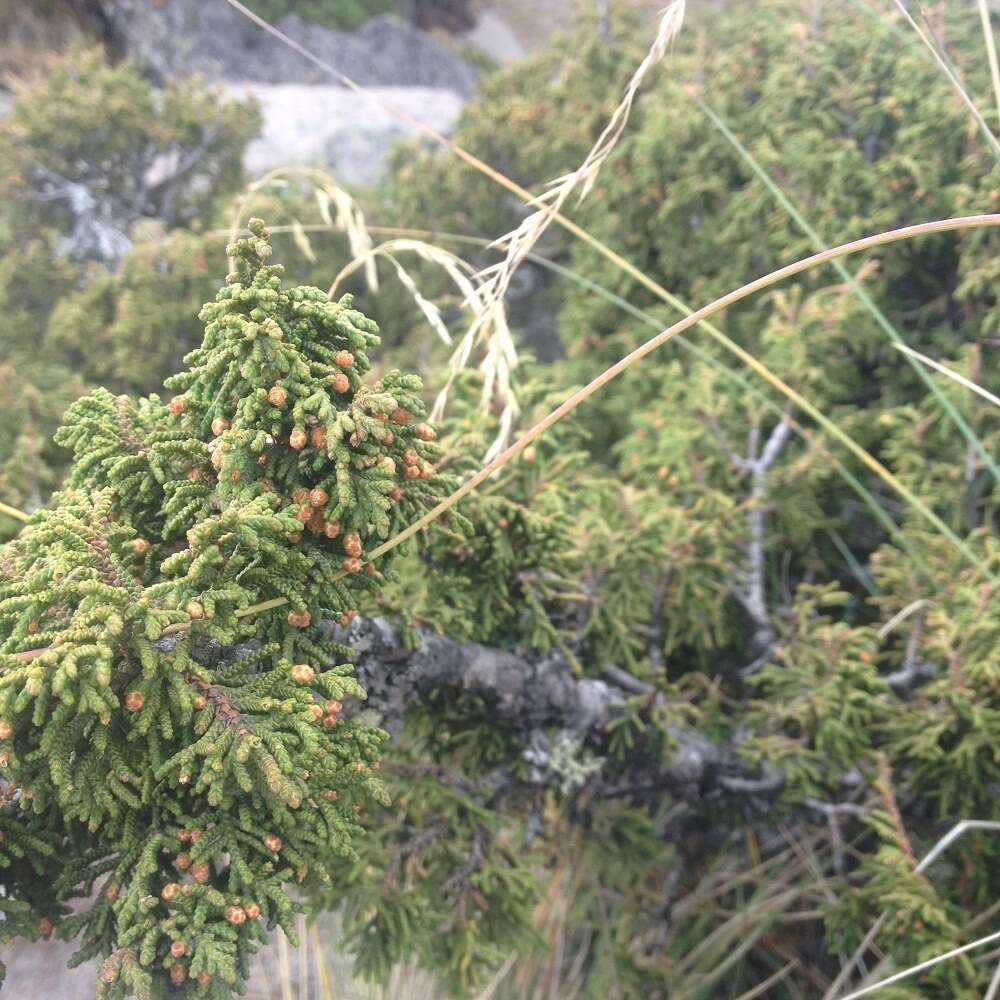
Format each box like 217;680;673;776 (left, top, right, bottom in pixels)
96;1;478;94
228;82;465;185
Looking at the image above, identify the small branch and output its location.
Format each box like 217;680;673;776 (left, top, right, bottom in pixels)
757;416;794;473
884;626;936;694
806;796;870;874
733;415;794;659
603;664;654;695
26;164;132;266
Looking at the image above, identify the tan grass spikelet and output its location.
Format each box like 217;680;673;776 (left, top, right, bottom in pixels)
228;166;378;291
466;0;686;457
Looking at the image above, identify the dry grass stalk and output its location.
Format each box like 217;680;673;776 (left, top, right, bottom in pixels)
330;237;480;346
894;343;1000;409
977;0;1000;126
464;0;685;457
891;0;1000;162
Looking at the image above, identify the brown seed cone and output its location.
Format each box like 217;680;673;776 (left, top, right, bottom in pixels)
291;664;315;685
330;372;350;393
268;386;288;407
289;429;308;450
334;350;355;367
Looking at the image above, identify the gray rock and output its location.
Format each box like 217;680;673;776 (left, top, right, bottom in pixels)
228;82;465;186
97;0;478;94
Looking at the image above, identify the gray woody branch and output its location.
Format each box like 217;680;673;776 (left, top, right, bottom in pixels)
731;414;794;673
330;616;785;801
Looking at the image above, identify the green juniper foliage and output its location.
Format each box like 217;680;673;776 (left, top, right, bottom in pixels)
0;220;456;997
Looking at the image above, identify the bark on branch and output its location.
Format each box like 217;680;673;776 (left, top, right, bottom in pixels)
330;616;785;802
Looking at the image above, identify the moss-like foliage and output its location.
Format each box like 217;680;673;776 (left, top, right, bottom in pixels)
0;221;457;997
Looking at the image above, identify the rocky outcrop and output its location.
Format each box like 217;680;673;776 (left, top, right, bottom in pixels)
228;82;465;185
94;1;478;94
